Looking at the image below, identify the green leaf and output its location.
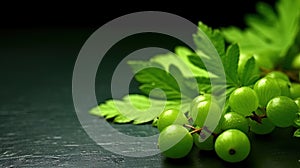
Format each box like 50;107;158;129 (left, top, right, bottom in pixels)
223;44;240;85
195;77;212;93
239;57;260;86
256;2;276;23
294;129;300;138
168;65;199;99
90;94;193;124
187;54;220;80
90;94;180;124
193;22;237;95
197;22;226;57
193;28;225;80
188;55;207;70
128;52;209;79
174;46;209;78
222;0;300;69
134;67;197;100
127;60;163;74
91;20;265;126
90;100;131;122
192;44;224;79
221;86;237;113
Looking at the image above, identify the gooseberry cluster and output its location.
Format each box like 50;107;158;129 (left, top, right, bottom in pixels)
157;71;300;162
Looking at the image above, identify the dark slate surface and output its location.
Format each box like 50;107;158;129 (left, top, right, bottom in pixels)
0;27;300;168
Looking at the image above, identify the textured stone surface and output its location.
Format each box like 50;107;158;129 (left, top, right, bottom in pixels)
0;28;299;168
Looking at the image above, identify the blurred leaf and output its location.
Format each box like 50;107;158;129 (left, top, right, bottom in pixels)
222;0;300;69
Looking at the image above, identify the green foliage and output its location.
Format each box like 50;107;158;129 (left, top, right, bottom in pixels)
90;94;180;124
90;0;300;140
91;22;261;124
222;0;300;69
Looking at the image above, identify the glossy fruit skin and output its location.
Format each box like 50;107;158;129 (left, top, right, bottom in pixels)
190;100;222;133
275;78;291;97
264;71;291;97
248;108;275;135
221;112;249;133
229;87;259;116
157;109;188;132
193;133;214;151
290;83;300;99
158;124;193;158
254;77;281;107
292;53;300;69
249;117;275;135
266;71;290;82
215;129;251;163
190;94;214;114
266;96;298;127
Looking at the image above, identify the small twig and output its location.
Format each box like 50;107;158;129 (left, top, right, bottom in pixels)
184;124;218;137
183;124;202;134
246;111;267;124
190;128;203;134
183;124;196;130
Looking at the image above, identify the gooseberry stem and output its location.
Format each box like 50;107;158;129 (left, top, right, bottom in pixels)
246;111;267;124
183;124;202;134
183;124;218;137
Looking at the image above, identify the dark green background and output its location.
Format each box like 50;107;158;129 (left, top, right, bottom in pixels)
1;0;300;167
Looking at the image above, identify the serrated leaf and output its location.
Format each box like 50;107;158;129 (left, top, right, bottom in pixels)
188;54;207;70
193;22;230;82
175;46;209;78
198;22;226;57
192;22;228;98
222;0;300;69
169;65;199;98
195;77;212;93
223;44;240;85
134;67;179;99
90;95;181;124
90;100;123;119
256;2;276;23
187;53;222;79
134;67;198;100
240;57;260;86
128;52;209;79
113;115;132;123
192;44;224;79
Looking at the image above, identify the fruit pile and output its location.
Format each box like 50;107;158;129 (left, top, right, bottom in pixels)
157;71;300;162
